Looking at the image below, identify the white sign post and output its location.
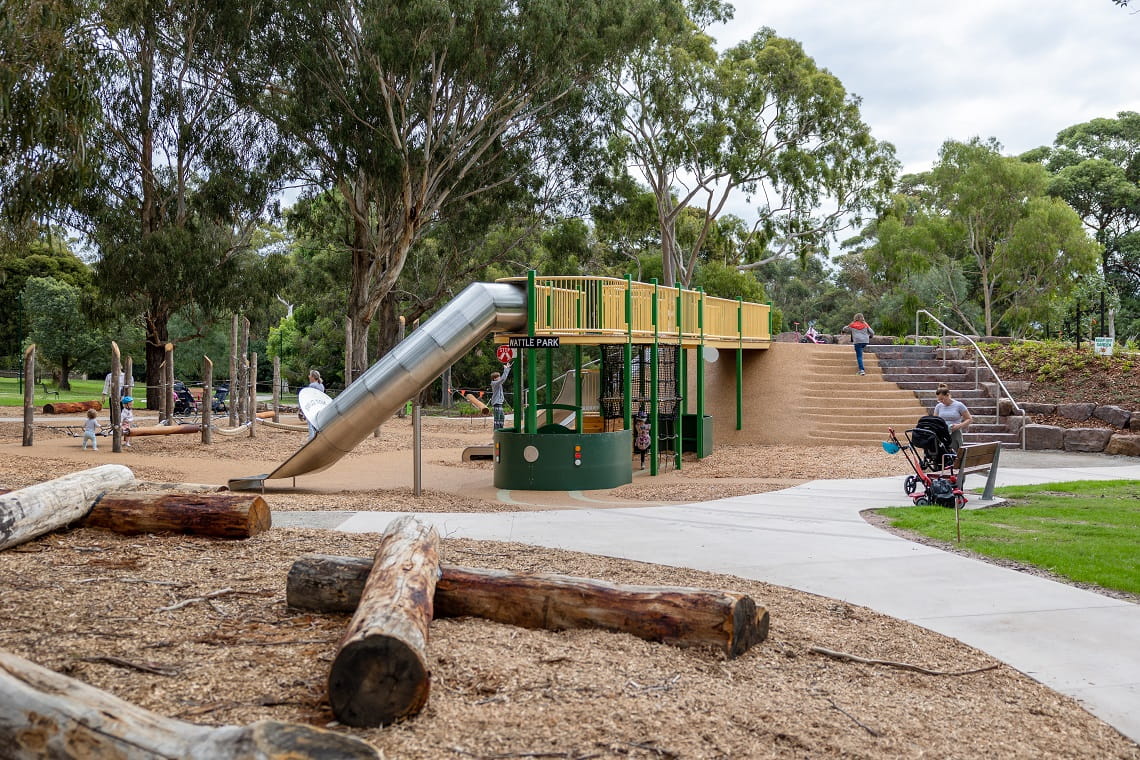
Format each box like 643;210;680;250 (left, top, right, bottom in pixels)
1094;337;1114;356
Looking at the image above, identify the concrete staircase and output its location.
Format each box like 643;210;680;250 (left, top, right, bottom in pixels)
793;344;930;445
868;345;1020;447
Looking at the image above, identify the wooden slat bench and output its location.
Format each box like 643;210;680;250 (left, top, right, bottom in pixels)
954;442;1002;499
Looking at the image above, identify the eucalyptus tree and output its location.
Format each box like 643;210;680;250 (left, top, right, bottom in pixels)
871;139;1100;336
1026;112;1140;334
2;0;288;407
234;0;676;376
606;11;898;288
20;276;105;389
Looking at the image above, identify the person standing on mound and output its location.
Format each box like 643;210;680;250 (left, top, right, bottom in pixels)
933;383;972;450
841;313;875;375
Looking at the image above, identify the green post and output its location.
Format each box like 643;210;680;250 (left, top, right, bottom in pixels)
623;275;633;433
696;288;706;459
650;279;659;477
575;283;583;434
675;281;683;471
737;297;743;431
525;270;538;434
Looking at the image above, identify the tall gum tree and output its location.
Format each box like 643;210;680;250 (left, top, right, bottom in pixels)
2;0;287;407
606;16;897;287
236;0;677;375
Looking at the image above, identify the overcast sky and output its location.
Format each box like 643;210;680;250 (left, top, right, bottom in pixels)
710;1;1140;176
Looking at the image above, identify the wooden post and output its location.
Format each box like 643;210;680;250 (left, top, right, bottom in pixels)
84;492;271;538
0;465;135;551
111;342;122;453
164;343;175;424
272;355;281;423
288;555;769;660
202;356;213;444
229;314;239;428
0;649;381;759
248;352;258;438
327;516;440;727
22;344;34;447
239;317;250;424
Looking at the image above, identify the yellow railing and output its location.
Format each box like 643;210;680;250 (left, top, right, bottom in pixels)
498;276;771;346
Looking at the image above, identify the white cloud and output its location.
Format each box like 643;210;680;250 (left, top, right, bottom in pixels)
711;0;1140;176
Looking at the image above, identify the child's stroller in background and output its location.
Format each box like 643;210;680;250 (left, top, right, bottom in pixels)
883;421;966;509
172;381;199;416
211;383;229;413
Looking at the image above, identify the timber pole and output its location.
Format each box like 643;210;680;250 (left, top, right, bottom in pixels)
202;356;213;445
229;314;238;428
22;345;34;447
248;352;257;439
111;342;122;452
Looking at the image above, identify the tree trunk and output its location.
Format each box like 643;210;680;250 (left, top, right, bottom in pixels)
144;324;169;412
84;492;270;538
327;517;440;727
42;400;102;415
0;649;380;759
22;344;34;447
0;465;135;551
289;555;769;659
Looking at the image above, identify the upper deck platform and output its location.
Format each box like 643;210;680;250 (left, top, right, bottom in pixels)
496;275;771;350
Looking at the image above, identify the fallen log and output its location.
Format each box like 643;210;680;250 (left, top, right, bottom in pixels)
289;554;769;659
131;481;228;493
327;516;440;727
1;465;135;551
42;400;102;415
84;492;270;538
127;423;201;436
0;649;380;759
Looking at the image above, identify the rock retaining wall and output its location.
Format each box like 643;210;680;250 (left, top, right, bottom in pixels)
1016;403;1138;456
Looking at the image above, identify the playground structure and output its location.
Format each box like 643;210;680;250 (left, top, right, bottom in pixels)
230;274;772;491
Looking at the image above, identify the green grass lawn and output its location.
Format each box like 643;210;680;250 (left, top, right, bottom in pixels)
876;480;1140;595
0;377;113;407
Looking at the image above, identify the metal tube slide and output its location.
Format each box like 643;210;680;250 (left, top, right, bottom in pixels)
231;282;526;488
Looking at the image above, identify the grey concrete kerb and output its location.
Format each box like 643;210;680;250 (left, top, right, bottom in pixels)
300;451;1140;745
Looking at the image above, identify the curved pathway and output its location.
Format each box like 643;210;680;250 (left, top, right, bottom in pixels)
277;450;1140;745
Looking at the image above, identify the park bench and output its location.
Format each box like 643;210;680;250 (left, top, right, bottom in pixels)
39;380;59;398
953;442;1002;499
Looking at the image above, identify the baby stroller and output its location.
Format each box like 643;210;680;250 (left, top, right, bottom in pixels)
883;424;967;509
172;381;199;416
909;415;957;473
211;383;229;413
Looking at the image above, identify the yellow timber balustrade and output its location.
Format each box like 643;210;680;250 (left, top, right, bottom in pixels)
495;275;772;346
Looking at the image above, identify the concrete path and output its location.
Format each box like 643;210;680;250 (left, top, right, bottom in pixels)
276;450;1140;745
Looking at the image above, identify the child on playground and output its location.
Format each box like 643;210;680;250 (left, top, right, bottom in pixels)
121;396;134;447
633;412;651;470
82;409;99;450
490;361;512;430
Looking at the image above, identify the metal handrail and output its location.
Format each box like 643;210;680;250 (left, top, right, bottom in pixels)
914;310;1026;450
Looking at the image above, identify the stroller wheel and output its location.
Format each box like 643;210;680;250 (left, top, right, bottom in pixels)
904;475;918;495
914;497;932;506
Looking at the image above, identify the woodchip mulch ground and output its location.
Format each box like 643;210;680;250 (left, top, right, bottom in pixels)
2;417;1139;759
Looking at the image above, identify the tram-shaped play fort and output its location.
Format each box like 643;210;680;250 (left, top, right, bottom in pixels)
230;273;772;491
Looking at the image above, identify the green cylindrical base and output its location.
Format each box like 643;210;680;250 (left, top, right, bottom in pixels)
493;429;632;490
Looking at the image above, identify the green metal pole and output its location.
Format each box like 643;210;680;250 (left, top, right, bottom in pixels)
675;281;683;471
526;270;538;434
737;297;743;432
575;283;583;434
696;288;706;459
623;275;633;433
650;279;659;477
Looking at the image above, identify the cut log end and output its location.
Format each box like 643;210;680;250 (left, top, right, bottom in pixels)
728;597;770;659
328;636;431;727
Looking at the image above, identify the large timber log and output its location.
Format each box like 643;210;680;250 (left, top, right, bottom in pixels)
288;554;769;659
463;392;490;415
42;400;102;414
0;649;380;759
327;516;440;728
84;492;270;538
127;423;201;436
0;465;135;551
